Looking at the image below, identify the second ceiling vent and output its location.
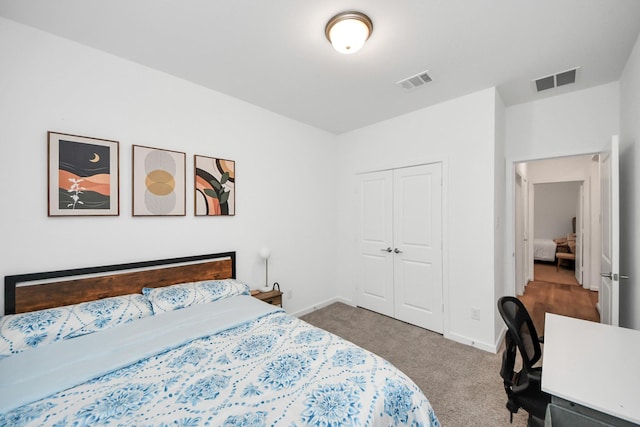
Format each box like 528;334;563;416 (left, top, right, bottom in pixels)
534;67;579;92
397;70;432;90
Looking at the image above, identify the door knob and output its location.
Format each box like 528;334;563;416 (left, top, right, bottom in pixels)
380;247;392;253
394;248;403;254
601;273;630;281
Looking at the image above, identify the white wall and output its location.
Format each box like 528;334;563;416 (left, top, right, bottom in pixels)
494;92;507;341
533;182;580;239
619;33;640;330
505;82;620;161
335;88;501;352
504;83;620;298
0;18;338;315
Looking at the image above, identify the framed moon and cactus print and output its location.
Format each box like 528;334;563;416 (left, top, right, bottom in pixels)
48;132;119;216
194;155;235;216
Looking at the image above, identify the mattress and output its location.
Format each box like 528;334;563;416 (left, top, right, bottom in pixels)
0;295;439;426
533;238;557;262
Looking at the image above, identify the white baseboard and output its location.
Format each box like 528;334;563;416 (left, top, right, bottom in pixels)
495;325;507;352
445;330;500;354
289;296;353;318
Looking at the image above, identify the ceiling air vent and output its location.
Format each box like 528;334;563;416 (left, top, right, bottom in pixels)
535;75;555;92
556;68;577;87
397;70;432;90
534;67;579;92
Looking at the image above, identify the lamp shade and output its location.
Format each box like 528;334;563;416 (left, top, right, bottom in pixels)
259;247;271;260
325;12;373;54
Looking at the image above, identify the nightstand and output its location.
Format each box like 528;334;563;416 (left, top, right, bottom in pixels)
251;289;283;307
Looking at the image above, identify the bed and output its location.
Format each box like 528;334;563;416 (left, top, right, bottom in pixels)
1;252;439;427
533;238;557;262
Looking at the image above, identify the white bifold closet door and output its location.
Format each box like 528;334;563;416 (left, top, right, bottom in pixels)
357;163;443;333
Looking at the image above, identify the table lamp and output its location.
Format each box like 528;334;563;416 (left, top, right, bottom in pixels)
259;247;272;292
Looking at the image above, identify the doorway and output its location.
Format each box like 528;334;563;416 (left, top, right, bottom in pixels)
514;154;600;291
513;154;600;329
532;180;582;284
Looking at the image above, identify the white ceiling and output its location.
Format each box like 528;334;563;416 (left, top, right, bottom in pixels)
2;0;640;134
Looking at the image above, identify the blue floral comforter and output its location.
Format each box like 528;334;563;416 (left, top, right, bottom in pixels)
0;296;439;427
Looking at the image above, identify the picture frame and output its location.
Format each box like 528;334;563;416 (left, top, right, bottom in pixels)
48;131;119;216
194;155;236;216
132;145;186;216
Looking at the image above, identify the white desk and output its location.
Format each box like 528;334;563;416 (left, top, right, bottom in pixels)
542;313;640;425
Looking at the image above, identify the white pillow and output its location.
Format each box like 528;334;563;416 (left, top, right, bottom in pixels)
0;293;153;358
142;279;250;314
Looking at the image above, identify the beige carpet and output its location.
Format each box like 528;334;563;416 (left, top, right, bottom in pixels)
534;262;579;286
301;303;529;427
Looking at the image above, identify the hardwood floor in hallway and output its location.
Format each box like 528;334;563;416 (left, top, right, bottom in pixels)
518;262;599;335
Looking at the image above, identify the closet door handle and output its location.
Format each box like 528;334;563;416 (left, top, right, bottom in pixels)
381;247;392;253
394;248;403;254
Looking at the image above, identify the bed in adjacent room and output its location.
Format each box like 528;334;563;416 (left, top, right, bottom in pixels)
533;238;557;262
0;252;439;427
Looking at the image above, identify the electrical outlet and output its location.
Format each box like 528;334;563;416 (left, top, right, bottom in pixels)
287;289;293;300
471;307;481;320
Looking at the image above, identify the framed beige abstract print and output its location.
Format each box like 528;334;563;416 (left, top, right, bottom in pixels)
132;145;186;216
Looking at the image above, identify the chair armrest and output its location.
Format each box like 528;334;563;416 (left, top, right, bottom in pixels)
527;368;542;384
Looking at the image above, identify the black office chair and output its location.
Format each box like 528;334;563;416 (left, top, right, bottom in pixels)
497;296;551;427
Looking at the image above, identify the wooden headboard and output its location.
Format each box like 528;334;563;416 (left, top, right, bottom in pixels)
4;252;236;315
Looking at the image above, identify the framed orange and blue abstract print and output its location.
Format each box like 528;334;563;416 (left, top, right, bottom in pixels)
132;145;186;216
48;132;120;216
195;154;235;216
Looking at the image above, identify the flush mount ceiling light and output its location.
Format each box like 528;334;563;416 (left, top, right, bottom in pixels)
325;11;373;54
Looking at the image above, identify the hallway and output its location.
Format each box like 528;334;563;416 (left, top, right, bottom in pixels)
518;262;599;334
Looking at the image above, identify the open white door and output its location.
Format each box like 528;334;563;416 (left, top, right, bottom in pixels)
523;178;530;283
600;136;620;326
575;184;583;285
527;184;535;283
515;173;526;295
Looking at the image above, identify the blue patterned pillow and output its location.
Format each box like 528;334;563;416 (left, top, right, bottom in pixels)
142;279;250;314
0;294;153;358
